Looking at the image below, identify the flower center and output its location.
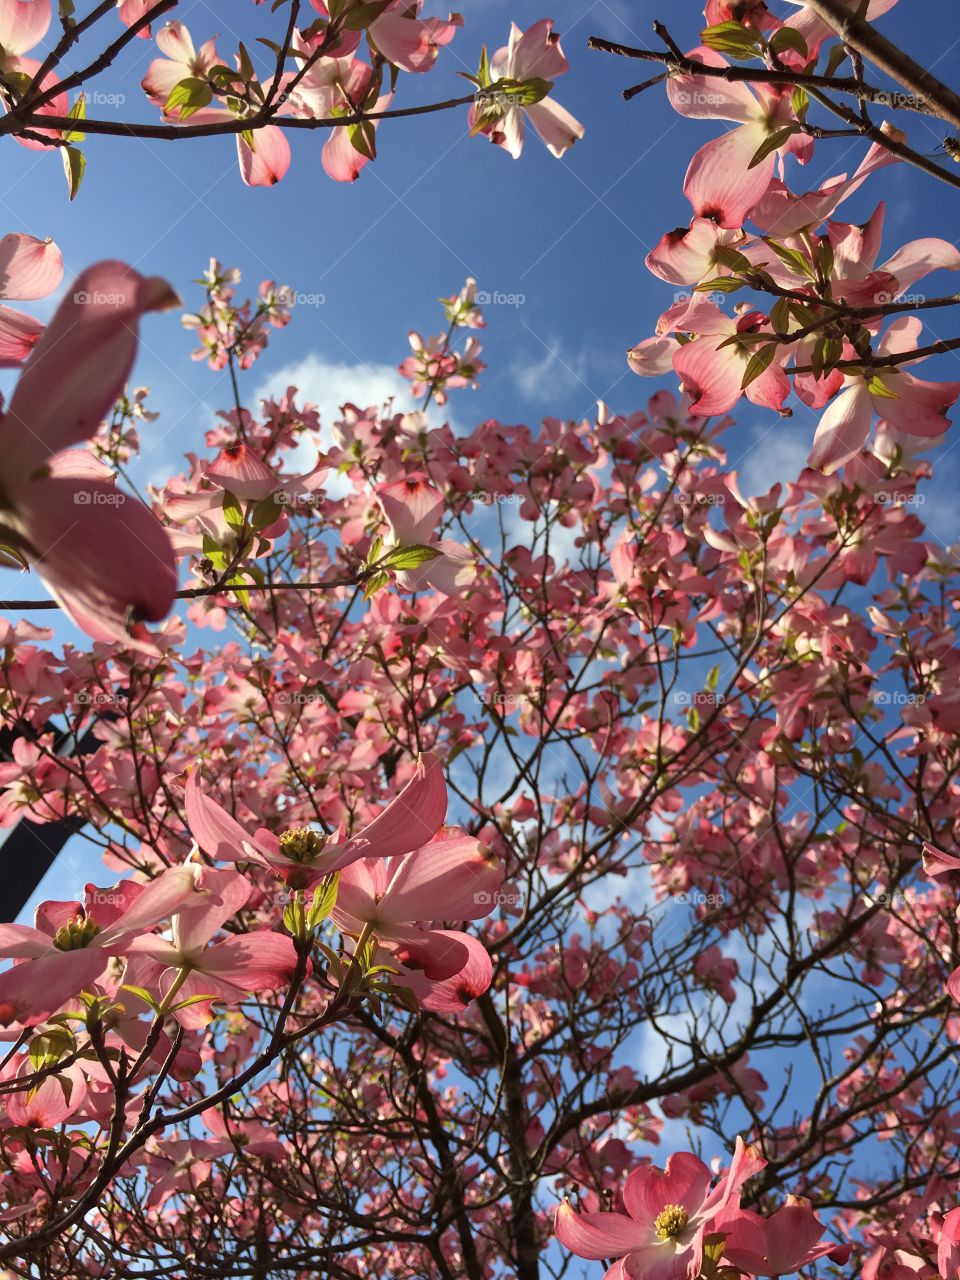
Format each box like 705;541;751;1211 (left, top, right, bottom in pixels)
654;1205;689;1240
52;916;101;951
279;827;327;864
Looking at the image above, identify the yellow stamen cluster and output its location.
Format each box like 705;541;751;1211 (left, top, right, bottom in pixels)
279;827;327;864
52;916;102;952
653;1205;689;1240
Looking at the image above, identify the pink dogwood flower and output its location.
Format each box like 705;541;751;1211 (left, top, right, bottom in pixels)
0;867;205;1026
376;472;475;594
185;750;448;890
142;22;291;186
667;47;809;230
469;19;583;159
555;1138;766;1280
716;1196;850;1275
0;260;179;645
809;318;960;474
332;827;503;1012
126;867;298;1029
0;231;63;365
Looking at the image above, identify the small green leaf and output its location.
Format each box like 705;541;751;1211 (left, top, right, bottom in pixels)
771;27;809;60
867;374;898;399
699;21;762;59
696;276;745;294
307;873;340;929
362;569;390;601
747;125;796;169
222;491;245;530
741;343;778;390
164;77;213;122
382;544;442;570
61;144;85;200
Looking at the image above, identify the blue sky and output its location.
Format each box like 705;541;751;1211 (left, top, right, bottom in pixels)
4;0;960;915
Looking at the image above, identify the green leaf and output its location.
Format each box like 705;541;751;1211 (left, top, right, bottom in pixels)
867;374;898;399
747;125;796;169
699;21;762;59
770;296;792;335
164;77;213;122
63;93;86;143
771;27;809;60
348;118;377;161
740;343;779;390
222;491;245;530
120;984;161;1014
715;245;753;273
344;0;393;30
695;276;744;294
790;84;810;121
382;544;442;570
824;42;849;78
706;665;720;691
61;144;85;200
362;569;389;601
251;494;283;531
307;873;340;929
762;237;815;279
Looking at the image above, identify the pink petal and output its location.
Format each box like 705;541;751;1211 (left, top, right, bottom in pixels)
922;842;960;879
351;751;447;859
525;96;584;158
8;475;177;645
510;18;568;80
555;1202;651;1261
673;335;745;417
646;219;723;286
2;260;179;484
322;125;371;183
808;384;872;474
0;233;62;300
378;834;503;924
237;125;291;187
173;867;251;955
684;124;774;229
0;949;109;1026
667;47;760;123
196;932;298;988
117;0;154;36
0;303;43;367
874;371;960;437
377;473;444;543
880;237;960;294
0;923;54;958
205;443;278;499
0;0;50;56
623;1152;712;1224
155;20;196;63
185;769;254;863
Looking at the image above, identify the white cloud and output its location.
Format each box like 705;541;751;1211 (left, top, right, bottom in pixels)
512;337;596;404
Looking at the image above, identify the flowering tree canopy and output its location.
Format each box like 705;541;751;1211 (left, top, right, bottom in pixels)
1;1;960;1278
